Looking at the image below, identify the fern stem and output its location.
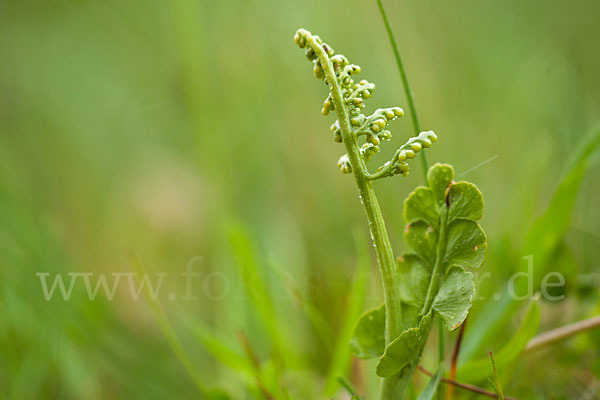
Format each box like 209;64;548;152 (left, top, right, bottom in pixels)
307;35;405;399
375;0;429;181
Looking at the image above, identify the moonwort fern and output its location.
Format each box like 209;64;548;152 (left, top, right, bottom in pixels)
293;29;486;399
372;165;486;376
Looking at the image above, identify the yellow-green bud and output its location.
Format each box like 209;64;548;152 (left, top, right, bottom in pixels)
337;154;352;174
384;109;396;119
428;131;438;142
367;134;380;145
401;170;410;177
350;117;361;126
398;152;407;161
313;62;324;79
332;59;347;73
359;80;368;85
333;131;342;143
411;142;422;152
330;121;339;133
361;143;380;161
370;124;381;133
362;90;371;99
374;119;386;129
351;98;363;107
294;30;308;47
379;130;392;141
393;107;404;117
321;98;333;115
421;138;432;148
405;149;416;159
331;55;348;68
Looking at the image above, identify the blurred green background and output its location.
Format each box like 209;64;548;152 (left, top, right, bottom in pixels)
1;0;599;398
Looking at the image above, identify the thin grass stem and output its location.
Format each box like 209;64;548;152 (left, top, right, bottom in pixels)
525;315;600;352
375;0;429;181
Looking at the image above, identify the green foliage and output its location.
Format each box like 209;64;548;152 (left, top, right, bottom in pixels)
375;312;433;378
416;367;444;400
402;163;485;323
1;1;598;398
333;156;486;397
338;377;361;400
432;266;475;330
343;163;487;396
324;232;371;395
457;299;540;382
187;319;254;378
489;352;505;400
397;254;430;309
131;254;208;395
355;163;486;384
228;224;289;363
462;124;600;362
522;124;600;270
350;305;386;359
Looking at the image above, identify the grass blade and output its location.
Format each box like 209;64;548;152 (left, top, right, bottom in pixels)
457;298;540;382
462;122;600;361
130;253;208;396
324;229;371;395
489;352;504;400
375;0;429;178
186;318;254;376
417;366;444;400
269;261;334;352
227;222;291;365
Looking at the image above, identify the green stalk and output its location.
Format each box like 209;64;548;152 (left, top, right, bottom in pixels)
309;36;406;398
375;0;429;180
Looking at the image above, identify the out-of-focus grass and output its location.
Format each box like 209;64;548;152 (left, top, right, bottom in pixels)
0;0;599;398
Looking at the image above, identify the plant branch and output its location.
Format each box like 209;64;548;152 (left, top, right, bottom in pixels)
375;0;429;180
368;130;437;181
417;366;518;400
525;315;600;352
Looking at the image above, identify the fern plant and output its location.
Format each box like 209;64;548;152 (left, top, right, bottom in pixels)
293;28;487;399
